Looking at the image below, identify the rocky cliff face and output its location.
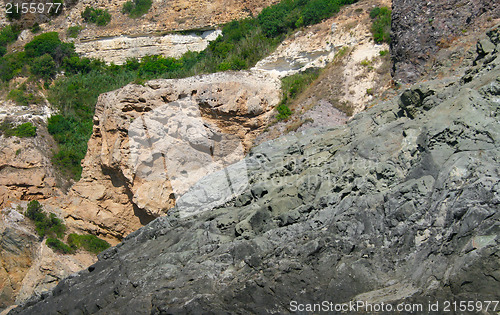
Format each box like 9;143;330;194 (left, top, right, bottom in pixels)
0;203;95;313
55;71;280;242
391;0;499;83
74;30;222;65
10;25;500;315
0;101;62;208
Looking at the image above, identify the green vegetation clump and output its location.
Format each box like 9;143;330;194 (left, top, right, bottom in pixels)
31;23;42;34
276;68;321;120
81;7;112;26
67;233;111;254
14;122;37;137
122;0;152;18
23;201;110;254
46;238;73;254
379;49;389;56
0;25;20;57
24;32;74;65
32;54;57;79
25;200;65;238
370;6;391;44
67;26;83;38
0;120;37;137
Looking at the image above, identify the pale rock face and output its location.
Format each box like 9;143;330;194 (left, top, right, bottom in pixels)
56;71;281;241
74;30;222;65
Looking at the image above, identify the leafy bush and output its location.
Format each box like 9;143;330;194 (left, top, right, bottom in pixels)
370;6;391;44
82;7;112;26
67;26;83;38
46;238;73;254
24;32;75;64
15;122;37;137
137;55;183;77
25;200;44;222
31;54;57;79
67;233;111;254
276;68;321;120
0;25;19;46
122;0;152;18
62;55;105;75
48;69;136;179
276;103;293;121
0;120;37;137
0;52;26;81
25;200;65;238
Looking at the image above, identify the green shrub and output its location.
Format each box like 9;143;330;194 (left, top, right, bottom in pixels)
67;233;111;254
25;200;44;221
62;55;105;74
25;32;75;64
0;120;37;137
48;69;136;179
67;26;83;38
0;52;26;81
0;25;19;46
46;238;73;254
31;54;57;79
276;103;293;120
379;49;389;56
122;0;152;18
8;86;28;105
15;122;37;137
370;6;391;44
82;7;112;26
137;55;183;77
25;200;66;238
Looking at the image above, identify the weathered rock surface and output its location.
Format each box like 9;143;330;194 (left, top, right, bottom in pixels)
0;109;62;207
391;0;499;83
255;0;392;144
56;71;281;241
11;26;500;315
74;30;222;65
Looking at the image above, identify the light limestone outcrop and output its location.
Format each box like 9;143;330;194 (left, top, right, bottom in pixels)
74;30;222;65
56;71;281;241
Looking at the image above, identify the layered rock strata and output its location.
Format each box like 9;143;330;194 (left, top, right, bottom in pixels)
56;71;281;242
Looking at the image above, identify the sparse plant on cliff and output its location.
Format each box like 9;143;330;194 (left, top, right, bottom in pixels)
14;122;37;137
122;0;152;18
67;25;83;38
25;200;66;238
0;119;37;137
81;7;112;26
370;6;391;44
46;238;73;254
276;68;321;121
67;234;111;254
0;25;20;57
